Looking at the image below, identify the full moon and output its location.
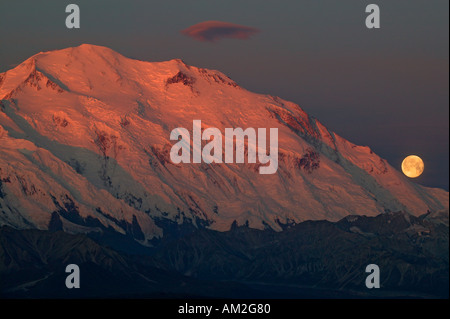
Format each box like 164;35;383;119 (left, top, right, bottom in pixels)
401;155;424;178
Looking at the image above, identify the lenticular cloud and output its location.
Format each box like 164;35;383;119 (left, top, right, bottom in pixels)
181;21;260;42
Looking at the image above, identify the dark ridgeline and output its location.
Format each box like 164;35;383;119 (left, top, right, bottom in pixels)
0;211;448;299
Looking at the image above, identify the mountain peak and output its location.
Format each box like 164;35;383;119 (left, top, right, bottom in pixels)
1;44;241;102
75;43;114;51
41;43;125;59
68;43;129;60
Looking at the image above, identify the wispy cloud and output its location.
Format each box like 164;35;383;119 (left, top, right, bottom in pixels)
181;21;260;42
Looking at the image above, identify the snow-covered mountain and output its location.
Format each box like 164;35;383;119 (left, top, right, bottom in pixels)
0;44;448;243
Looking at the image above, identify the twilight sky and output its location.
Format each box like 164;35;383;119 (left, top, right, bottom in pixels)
0;0;448;189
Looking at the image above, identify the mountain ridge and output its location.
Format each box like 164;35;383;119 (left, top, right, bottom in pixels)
1;210;448;298
0;44;448;242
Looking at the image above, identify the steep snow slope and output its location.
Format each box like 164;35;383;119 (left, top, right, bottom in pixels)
0;44;447;237
0;128;161;244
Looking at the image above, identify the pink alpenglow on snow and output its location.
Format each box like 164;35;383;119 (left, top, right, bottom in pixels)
181;21;260;42
170;120;279;174
0;44;448;236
